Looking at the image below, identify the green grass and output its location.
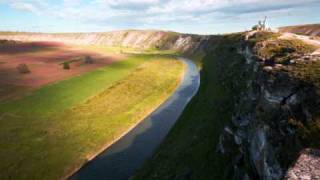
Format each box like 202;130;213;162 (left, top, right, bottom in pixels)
248;31;280;46
286;59;320;149
75;45;179;56
133;34;249;180
0;55;185;180
0;55;153;116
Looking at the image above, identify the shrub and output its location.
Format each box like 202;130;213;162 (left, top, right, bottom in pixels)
248;31;280;47
252;25;259;31
255;39;316;64
17;63;30;74
84;56;93;64
63;62;70;70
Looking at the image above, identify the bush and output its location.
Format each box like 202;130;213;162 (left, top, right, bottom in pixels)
248;31;280;46
84;56;93;64
63;62;70;70
252;25;259;31
17;63;30;74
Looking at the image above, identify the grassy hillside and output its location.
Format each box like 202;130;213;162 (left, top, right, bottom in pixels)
0;55;152;115
0;56;185;180
0;30;209;57
133;34;249;179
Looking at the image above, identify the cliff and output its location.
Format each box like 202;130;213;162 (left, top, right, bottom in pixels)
0;30;213;57
2;29;320;179
134;31;320;180
218;31;320;179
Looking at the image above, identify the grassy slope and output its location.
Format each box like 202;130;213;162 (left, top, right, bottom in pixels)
133;34;248;180
0;56;184;179
74;45;180;56
0;55;152;116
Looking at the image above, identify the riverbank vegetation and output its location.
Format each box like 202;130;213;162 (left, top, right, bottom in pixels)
133;34;249;179
0;54;184;180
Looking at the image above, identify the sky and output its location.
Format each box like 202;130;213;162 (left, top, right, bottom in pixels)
0;0;319;34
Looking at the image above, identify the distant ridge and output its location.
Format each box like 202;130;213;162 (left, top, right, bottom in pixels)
0;30;213;57
279;24;320;36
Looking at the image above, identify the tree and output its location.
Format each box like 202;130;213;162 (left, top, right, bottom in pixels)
63;62;70;70
17;63;30;74
84;56;93;64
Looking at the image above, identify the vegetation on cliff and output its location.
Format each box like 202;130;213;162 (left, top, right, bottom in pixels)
133;34;249;179
135;31;320;179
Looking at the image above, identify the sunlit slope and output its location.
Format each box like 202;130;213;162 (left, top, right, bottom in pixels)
0;30;211;56
0;56;185;180
279;24;320;36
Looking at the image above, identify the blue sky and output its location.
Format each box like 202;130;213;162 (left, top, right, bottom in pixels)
0;0;319;34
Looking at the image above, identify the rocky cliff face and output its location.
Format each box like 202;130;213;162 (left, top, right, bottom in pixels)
218;31;320;179
0;30;212;56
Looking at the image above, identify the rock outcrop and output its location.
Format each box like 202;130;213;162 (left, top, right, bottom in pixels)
218;31;320;180
285;149;320;180
0;30;212;56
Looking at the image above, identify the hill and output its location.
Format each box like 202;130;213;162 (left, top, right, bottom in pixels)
134;31;320;179
0;30;213;59
279;24;320;36
2;28;320;179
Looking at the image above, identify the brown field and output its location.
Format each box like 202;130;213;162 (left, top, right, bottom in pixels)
0;41;124;101
279;24;320;36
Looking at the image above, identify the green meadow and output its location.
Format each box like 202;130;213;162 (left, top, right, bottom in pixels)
0;53;184;180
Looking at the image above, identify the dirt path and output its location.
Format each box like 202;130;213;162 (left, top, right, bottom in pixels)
280;32;320;55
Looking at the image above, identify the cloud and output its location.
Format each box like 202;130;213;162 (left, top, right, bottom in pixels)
1;0;319;32
10;2;37;12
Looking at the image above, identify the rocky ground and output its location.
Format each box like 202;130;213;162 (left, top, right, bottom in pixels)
285;149;320;180
218;30;320;180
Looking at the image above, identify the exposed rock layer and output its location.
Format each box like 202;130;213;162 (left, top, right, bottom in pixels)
0;30;212;56
219;31;320;180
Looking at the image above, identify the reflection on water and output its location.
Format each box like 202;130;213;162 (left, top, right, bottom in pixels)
70;57;200;180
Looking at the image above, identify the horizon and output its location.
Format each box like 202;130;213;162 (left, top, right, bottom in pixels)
0;0;320;34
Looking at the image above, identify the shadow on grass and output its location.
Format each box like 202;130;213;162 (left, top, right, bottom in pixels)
0;41;61;54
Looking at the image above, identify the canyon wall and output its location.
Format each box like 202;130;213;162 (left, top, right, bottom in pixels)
0;30;213;56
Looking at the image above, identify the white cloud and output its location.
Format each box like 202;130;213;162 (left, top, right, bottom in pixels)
1;0;319;32
10;2;37;12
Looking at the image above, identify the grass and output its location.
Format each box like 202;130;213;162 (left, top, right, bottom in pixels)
248;31;280;46
258;39;316;64
0;55;185;180
248;31;317;64
0;55;152;116
74;45;179;56
286;59;320;149
133;34;249;180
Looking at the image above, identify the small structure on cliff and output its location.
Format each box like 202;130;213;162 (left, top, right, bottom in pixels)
252;16;269;31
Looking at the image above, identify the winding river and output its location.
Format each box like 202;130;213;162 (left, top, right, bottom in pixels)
70;57;200;180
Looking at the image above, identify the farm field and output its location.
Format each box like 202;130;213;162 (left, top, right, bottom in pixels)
0;40;185;180
0;40;125;101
